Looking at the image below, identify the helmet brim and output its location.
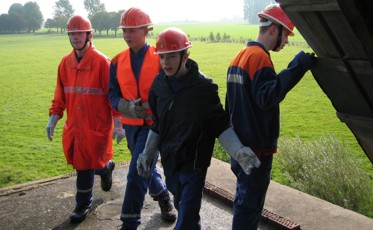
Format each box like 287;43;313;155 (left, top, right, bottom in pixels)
258;13;294;36
154;45;192;55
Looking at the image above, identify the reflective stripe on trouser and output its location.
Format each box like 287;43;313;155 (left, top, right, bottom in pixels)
120;125;168;229
164;165;207;230
76;169;94;206
76;161;111;206
231;155;273;230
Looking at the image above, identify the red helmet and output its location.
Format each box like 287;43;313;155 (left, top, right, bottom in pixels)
155;28;192;54
66;15;93;32
258;4;294;36
119;7;153;29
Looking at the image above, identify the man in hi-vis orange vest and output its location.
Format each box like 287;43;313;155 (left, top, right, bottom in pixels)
109;7;176;230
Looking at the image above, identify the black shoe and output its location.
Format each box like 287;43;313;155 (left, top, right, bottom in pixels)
119;224;130;230
101;160;115;192
70;204;92;223
155;194;177;222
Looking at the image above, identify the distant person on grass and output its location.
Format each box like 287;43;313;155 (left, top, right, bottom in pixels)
108;7;176;230
225;4;317;230
46;15;125;224
136;27;261;230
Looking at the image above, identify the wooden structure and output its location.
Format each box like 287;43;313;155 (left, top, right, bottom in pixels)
277;0;373;164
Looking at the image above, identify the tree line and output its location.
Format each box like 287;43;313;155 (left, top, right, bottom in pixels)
0;0;276;34
0;2;43;33
0;0;124;34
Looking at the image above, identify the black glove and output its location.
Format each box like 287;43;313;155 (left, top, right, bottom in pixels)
293;50;317;69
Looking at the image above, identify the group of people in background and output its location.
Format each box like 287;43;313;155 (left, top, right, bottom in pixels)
46;3;316;230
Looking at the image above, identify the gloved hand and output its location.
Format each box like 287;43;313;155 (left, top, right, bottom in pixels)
118;98;148;119
292;50;317;69
112;117;125;144
137;130;159;178
46;114;60;141
218;127;261;175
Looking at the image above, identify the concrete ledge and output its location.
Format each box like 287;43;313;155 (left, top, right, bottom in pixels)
206;158;373;230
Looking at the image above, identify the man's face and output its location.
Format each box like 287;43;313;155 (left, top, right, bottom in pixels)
68;32;88;50
159;52;182;77
122;27;147;51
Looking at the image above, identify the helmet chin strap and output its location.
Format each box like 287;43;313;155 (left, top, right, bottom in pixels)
272;25;283;51
170;50;186;77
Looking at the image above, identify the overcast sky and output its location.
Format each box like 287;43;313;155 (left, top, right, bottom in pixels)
0;0;244;23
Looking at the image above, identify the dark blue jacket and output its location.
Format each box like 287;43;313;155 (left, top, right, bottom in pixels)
226;42;310;157
149;59;229;172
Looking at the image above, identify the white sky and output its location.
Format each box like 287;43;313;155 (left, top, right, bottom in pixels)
0;0;244;23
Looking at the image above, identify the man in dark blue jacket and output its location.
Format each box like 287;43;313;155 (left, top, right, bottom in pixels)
137;27;261;230
225;4;316;230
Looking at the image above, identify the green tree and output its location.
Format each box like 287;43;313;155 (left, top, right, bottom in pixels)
8;3;23;15
6;3;26;33
110;11;123;36
44;18;56;32
223;32;230;41
216;32;221;42
0;14;11;33
243;0;275;24
90;10;123;36
54;15;69;33
23;2;43;32
9;13;26;33
54;0;74;18
84;0;106;17
209;31;214;42
90;11;108;35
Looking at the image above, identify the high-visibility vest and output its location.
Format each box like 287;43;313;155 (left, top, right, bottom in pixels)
117;46;160;126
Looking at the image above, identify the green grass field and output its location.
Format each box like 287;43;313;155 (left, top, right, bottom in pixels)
0;23;372;194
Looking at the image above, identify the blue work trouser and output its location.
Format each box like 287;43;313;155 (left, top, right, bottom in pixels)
231;155;273;230
75;160;112;207
164;166;207;230
120;125;168;229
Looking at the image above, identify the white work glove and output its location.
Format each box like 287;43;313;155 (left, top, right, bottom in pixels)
218;127;261;175
118;98;148;119
46;114;60;141
137;130;159;178
112;117;125;144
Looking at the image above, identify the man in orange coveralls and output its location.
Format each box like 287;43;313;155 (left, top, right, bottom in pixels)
46;15;125;224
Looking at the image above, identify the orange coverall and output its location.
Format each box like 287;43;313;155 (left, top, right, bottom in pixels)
49;44;118;170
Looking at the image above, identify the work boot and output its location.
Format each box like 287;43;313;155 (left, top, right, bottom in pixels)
155;194;177;222
101;160;115;192
70;204;92;223
119;224;130;230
